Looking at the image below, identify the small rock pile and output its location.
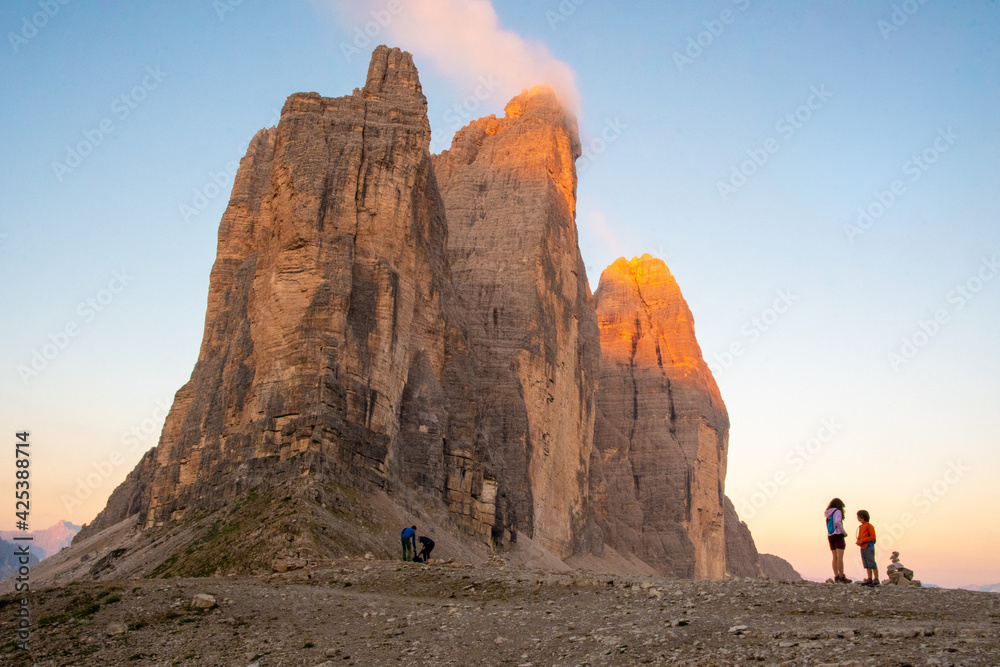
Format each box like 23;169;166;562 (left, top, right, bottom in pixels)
885;550;921;587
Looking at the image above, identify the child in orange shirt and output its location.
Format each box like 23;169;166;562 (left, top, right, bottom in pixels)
856;510;878;586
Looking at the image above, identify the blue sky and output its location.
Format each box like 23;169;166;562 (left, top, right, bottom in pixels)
1;0;998;587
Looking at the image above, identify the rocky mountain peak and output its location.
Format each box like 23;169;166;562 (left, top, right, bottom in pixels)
503;84;567;120
606;253;671;285
363;44;423;97
432;86;598;559
437;85;580;197
596;254;724;411
69;46;787;584
589;253;729;578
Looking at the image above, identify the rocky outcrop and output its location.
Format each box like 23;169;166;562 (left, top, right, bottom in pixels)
759;553;803;582
432;87;600;558
589;255;729;578
82;46;498;547
723;495;765;578
724;496;802;580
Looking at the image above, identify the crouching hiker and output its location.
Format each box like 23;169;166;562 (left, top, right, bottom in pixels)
417;535;435;563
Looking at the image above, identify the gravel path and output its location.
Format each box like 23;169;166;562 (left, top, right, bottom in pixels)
2;558;997;666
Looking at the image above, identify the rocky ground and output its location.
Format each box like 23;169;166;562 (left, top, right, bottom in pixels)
2;557;998;666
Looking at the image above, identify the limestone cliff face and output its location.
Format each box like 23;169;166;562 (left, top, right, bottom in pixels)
589;255;728;578
82;46;498;544
432;88;601;558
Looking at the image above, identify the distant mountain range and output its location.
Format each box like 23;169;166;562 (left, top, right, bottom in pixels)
0;520;81;561
960;583;1000;593
0;537;39;581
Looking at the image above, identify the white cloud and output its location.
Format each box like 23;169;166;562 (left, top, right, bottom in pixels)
332;0;581;116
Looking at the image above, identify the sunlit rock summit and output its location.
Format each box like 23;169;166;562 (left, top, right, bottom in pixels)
69;46;796;582
433;85;599;558
587;255;728;579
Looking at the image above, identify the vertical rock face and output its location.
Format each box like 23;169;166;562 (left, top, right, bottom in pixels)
432;87;601;558
83;46;498;543
589;255;728;578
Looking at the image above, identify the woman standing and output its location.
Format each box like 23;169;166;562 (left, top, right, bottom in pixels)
825;498;851;583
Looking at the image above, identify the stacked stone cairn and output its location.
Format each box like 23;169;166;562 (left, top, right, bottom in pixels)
885;551;921;587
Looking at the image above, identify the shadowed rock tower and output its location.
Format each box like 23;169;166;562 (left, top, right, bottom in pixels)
83;46;499;543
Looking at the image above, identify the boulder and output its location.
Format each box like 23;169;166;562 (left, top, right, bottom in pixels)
191;593;217;609
105;622;127;636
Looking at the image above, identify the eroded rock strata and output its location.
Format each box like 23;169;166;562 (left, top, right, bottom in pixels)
724;495;766;578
